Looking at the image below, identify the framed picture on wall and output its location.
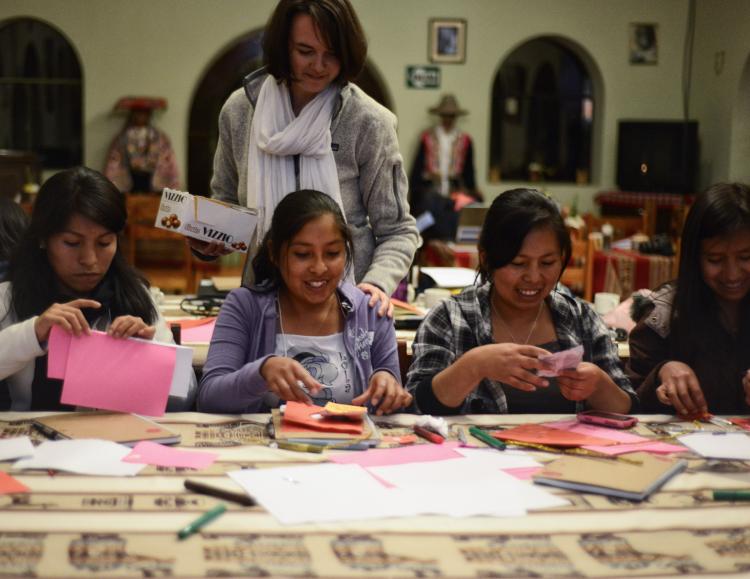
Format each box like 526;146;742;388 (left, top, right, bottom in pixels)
629;23;658;64
429;18;466;64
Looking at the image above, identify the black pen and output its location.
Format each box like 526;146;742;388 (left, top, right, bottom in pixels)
184;479;256;506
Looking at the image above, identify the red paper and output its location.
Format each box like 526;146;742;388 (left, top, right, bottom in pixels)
282;401;364;435
0;471;30;494
492;424;617;447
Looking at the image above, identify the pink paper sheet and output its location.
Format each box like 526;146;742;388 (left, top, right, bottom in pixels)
58;331;175;416
504;466;543;480
180;319;216;343
122;441;218;469
546;419;686;455
47;326;71;379
329;441;463;468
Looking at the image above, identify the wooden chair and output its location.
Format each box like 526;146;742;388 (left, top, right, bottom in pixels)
560;233;597;301
397;339;412;385
125;193;195;294
583;199;656;240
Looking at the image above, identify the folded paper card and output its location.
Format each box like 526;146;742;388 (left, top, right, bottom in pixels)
538;345;584;377
492;424;617;447
48;326;192;415
281;402;364;435
533;452;687;501
33;412;181;446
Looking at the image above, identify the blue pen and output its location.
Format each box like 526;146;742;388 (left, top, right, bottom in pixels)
177;504;226;540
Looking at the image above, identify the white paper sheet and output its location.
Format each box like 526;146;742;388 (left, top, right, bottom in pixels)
229;464;419;525
0;436;35;462
678;432;750;460
420;267;477;288
12;439;146;476
170;345;194;397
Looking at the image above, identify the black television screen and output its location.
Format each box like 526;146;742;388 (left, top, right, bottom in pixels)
616;120;698;194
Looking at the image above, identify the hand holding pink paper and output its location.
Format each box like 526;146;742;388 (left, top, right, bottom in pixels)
538;345;584;377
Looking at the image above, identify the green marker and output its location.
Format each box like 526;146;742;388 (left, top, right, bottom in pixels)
177;503;226;540
712;490;750;501
468;426;506;451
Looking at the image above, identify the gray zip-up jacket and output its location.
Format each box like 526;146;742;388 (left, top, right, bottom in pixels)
210;69;419;295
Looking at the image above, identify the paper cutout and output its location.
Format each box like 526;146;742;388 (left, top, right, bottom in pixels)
123;441;217;469
538;345;584;377
281;401;364;435
57;331;175;416
0;436;35;462
0;471;30;494
492;424;617;447
321;402;367;418
329;441;463;468
47;326;71;379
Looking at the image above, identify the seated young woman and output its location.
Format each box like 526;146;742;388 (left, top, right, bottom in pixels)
197;189;411;414
628;182;750;416
0;167;196;411
406;188;635;414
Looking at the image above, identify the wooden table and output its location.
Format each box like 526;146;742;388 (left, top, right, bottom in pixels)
1;412;749;578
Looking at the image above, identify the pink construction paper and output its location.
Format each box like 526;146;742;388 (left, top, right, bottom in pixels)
59;331;175;416
47;325;72;379
583;441;686;456
122;441;218;469
329;441;463;468
545;419;646;443
180;319;216;343
504;466;543;480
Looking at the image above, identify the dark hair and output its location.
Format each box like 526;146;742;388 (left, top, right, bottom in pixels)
0;197;29;262
7;167;157;323
263;0;367;85
670;182;750;359
477;188;572;284
252;189;353;287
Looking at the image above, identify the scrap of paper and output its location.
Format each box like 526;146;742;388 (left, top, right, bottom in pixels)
538;345;584;377
0;436;35;462
122;441;218;469
0;471;30;494
678;432;750;460
493;424;616;447
13;439;146;476
179;318;216;343
48;327;191;416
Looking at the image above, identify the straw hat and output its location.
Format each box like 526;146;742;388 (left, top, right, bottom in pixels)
429;94;468;116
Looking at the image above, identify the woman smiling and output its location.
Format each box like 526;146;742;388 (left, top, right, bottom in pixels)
406;188;635;415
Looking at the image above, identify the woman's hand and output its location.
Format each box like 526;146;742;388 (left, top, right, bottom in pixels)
557;362;607;401
656;361;707;416
476;343;550;392
108;316;155;340
260;356;323;404
34;299;101;343
187;237;233;258
352;371;412;415
357;283;393;318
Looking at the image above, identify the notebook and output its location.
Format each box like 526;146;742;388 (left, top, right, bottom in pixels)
532;452;686;501
33;412;181;447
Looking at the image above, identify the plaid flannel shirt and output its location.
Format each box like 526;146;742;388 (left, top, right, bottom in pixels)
406;283;636;414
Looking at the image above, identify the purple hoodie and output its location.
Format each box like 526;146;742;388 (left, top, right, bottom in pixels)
197;282;400;413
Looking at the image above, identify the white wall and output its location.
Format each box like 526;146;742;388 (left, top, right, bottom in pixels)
0;0;703;213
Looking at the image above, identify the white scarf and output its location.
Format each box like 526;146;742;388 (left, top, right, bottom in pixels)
247;76;343;240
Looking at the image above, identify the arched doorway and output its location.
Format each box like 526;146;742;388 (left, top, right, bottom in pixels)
188;30;393;197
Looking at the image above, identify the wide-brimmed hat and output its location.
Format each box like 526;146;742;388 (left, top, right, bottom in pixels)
429;94;467;116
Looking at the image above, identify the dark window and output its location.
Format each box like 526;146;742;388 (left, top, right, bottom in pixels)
489;37;593;184
0;18;83;168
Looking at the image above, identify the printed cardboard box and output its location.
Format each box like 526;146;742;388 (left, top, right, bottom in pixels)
154;188;257;252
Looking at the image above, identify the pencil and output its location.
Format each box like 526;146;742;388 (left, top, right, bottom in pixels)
184;479;256;506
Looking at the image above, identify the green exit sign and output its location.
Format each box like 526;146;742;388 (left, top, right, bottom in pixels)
406;66;441;89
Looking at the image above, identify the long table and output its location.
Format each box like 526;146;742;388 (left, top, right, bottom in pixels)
3;412;747;578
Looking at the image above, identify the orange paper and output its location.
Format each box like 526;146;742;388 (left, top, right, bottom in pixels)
491;424;617;448
282;402;364;435
0;471;30;494
322;402;367;418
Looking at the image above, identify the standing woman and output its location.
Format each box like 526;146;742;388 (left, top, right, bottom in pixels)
194;0;418;316
406;188;635;414
0;167;196;411
628;183;750;415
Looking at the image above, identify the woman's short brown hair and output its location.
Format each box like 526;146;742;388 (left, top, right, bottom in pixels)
263;0;367;84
